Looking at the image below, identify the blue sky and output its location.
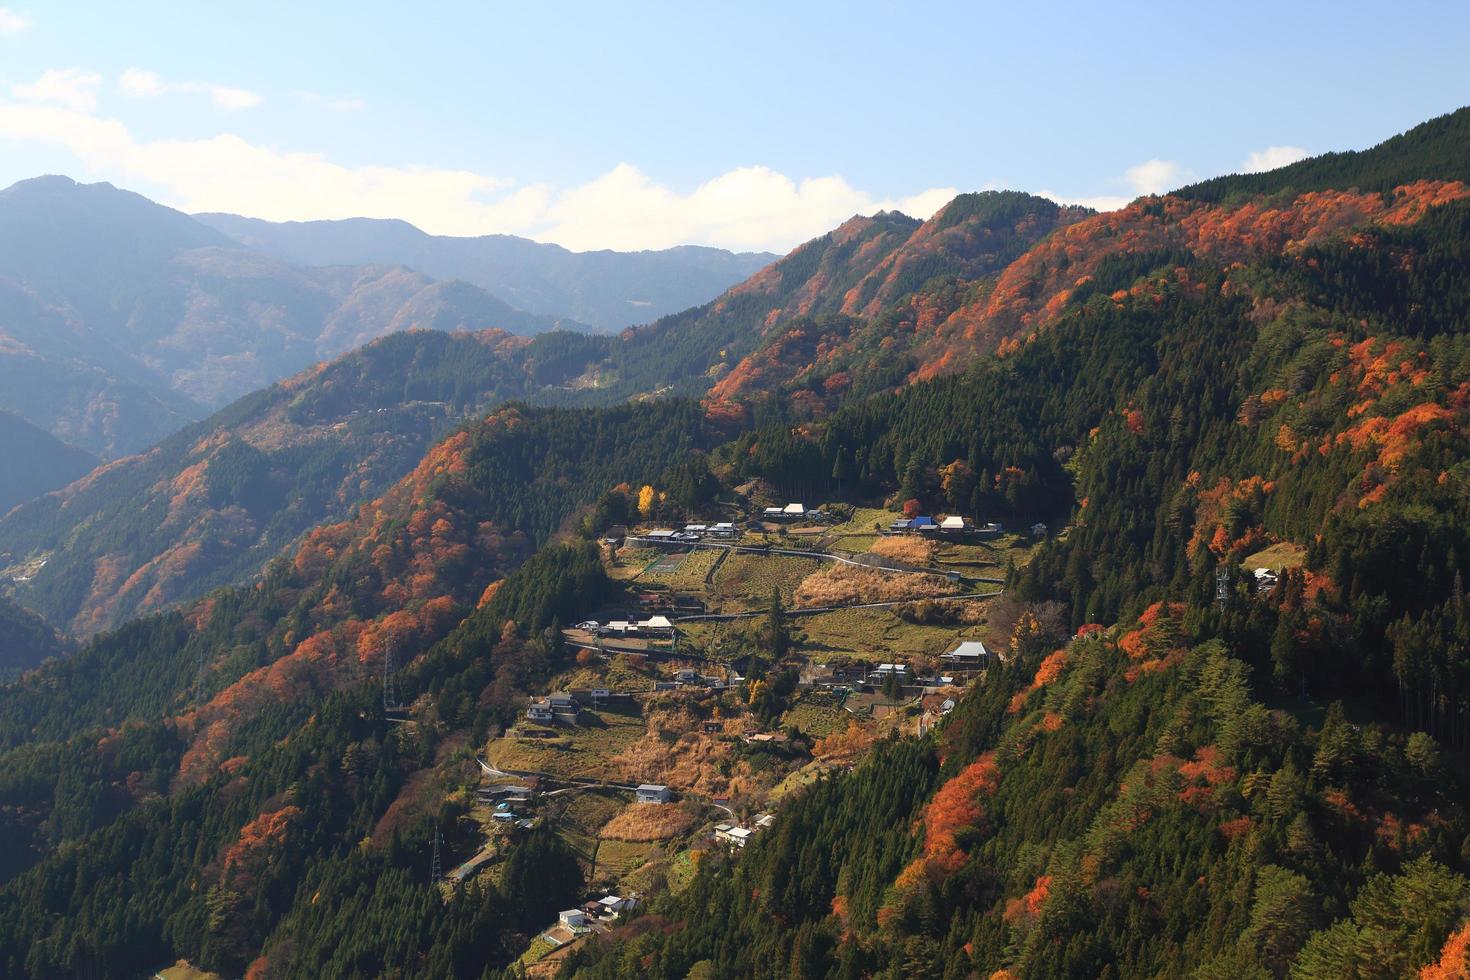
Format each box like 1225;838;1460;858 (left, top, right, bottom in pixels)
0;0;1466;251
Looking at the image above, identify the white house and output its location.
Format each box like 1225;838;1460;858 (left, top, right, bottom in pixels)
526;699;554;723
941;640;991;666
636;784;673;804
728;827;755;847
636;615;675;635
559;909;590;930
596;895;639;918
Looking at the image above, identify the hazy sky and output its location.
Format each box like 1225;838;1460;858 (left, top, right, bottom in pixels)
0;1;1465;252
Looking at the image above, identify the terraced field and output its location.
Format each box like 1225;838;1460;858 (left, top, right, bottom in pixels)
638;547;721;590
795;605;990;661
490;704;647;781
711;552;821;608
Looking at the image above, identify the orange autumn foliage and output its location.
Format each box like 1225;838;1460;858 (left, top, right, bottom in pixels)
222;805;301;891
1008;649;1069;714
1003;875;1052;924
1421;921;1470;980
897;752;1000;889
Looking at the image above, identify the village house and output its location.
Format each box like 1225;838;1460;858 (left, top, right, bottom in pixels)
526;699;554;723
707;521;740;539
594;895;639;919
866;662;910;686
1030;522;1049;537
635;784;673;804
941;639;991;669
559;909;591;931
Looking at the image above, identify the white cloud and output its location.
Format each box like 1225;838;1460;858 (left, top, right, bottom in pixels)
1123;158;1191;196
0;99;956;251
117;68;261;111
1036;190;1131;212
1242;145;1309;174
0;6;29;35
293;90;365;112
11;68;102;111
118;68;164;98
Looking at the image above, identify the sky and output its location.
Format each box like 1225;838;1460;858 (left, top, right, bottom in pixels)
0;1;1466;253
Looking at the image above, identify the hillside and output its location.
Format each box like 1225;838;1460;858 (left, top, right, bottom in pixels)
196;212;777;332
0;411;96;517
0;328;624;635
0;594;66;677
0;108;1468;979
1179;104;1470;202
0;177;579;456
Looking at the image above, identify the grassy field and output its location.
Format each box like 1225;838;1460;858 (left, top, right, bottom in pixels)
1241;541;1307;571
781;695;850;738
712;553;821;607
490;705;647;781
607;547;661;582
639;547;721;590
593;838;661;880
796;605;983;661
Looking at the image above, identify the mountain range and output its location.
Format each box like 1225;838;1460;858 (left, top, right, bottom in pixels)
0;177;768;458
0;107;1468;979
195;212;777;332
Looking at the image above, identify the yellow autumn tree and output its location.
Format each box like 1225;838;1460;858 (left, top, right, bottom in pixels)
638;484;656;519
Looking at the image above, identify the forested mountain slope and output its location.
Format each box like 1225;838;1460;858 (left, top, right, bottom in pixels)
0;108;1467;979
196;212;777;331
0;594;67;678
0;410;96;517
0;328;619;635
0;177;578;456
561;109;1470;980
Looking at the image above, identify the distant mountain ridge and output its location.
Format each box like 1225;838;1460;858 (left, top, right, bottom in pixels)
194;212;778;332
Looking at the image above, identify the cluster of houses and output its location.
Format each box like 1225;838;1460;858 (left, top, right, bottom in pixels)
760;502;825;522
886;514;1003;539
576;615;676;639
654;667;738;692
525;688;633;724
639;522;739;545
478;783;537;828
714;812;775;849
547;894;642;946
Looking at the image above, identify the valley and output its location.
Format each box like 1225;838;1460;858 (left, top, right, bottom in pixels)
1;104;1469;979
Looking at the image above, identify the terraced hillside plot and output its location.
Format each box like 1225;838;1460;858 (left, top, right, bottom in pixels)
607;547;661;581
793;563;960;607
936;533;1038;575
796;605;988;661
712;552;821;607
781;694;850;738
490;705;647;781
638;547;720;590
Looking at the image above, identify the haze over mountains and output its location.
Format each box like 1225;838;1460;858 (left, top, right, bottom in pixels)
196;212;777;332
0;177;770;459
